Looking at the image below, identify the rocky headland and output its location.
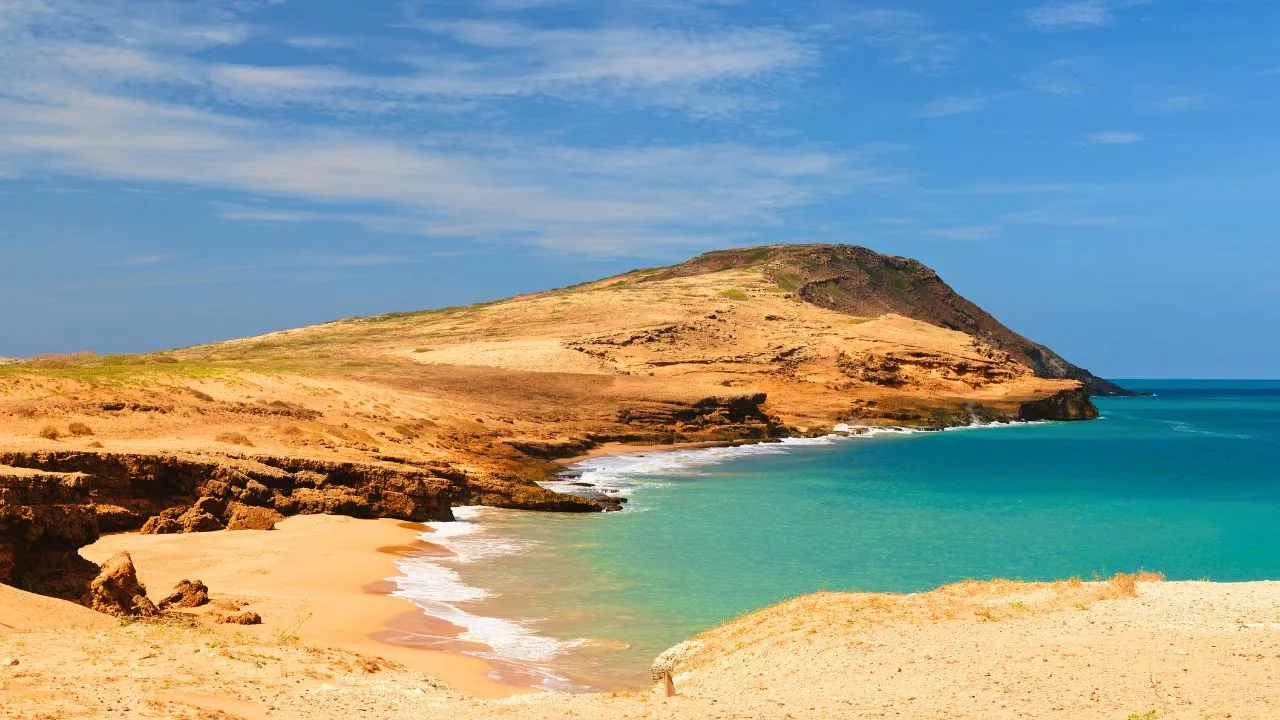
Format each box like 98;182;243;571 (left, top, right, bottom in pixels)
0;244;1116;606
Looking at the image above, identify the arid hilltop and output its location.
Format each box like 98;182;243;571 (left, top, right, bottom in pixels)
2;244;1102;604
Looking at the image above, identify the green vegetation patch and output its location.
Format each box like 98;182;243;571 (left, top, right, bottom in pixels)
718;289;749;301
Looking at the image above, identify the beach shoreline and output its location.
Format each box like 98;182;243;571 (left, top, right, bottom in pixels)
80;514;530;698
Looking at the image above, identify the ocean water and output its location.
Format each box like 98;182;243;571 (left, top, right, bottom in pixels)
389;380;1280;690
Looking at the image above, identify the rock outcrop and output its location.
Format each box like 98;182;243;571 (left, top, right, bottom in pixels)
0;449;598;604
81;551;157;617
225;502;284;531
158;579;209;610
0;468;101;598
1018;386;1100;422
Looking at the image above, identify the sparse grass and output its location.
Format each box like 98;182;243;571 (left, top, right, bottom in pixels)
273;612;313;646
719;289;748;301
1109;571;1164;598
773;272;803;292
215;432;254;447
1127;711;1158;720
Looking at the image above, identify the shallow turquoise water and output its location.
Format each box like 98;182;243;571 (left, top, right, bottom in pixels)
396;381;1280;689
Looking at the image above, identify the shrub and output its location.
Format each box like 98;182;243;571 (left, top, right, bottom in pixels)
38;425;61;440
215;432;254;447
68;422;94;436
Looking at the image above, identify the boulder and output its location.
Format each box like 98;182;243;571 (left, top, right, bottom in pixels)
225;503;283;531
139;515;181;535
158;579;209;609
189;496;228;518
81;551;158;617
237;479;273;505
176;507;225;533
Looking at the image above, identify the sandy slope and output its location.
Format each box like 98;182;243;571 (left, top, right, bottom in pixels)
2;518;1278;720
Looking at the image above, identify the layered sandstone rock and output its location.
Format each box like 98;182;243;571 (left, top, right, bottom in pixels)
81;551;157;617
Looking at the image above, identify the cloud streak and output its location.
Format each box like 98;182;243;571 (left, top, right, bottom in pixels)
0;0;879;254
1026;1;1147;32
912;95;994;119
1082;131;1145;144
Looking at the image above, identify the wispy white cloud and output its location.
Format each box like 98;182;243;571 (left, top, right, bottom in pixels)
283;36;352;49
912;94;993;119
215;205;323;223
1082;131;1144;144
1026;1;1147;32
1001;209;1128;227
1139;87;1207;111
833;8;963;73
923;225;1001;241
397;19;816;116
1022;59;1089;95
0;0;878;254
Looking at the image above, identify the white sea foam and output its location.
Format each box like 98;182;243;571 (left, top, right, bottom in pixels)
541;436;841;498
546;421;1054;499
387;506;584;689
391;419;1050;689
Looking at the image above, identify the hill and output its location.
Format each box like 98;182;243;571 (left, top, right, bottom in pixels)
2;243;1100;602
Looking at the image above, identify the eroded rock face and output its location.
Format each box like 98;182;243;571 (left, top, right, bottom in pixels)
158;579;209;609
81;551;158;617
0;448;603;605
0;469;101;598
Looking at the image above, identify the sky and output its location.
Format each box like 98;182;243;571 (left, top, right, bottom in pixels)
0;0;1277;378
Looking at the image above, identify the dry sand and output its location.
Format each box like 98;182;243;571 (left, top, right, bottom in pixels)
80;515;521;698
3;517;1279;719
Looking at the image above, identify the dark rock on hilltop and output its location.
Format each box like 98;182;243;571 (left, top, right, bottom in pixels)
659;245;1136;396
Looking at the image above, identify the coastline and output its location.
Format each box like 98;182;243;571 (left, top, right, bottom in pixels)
80;514;527;698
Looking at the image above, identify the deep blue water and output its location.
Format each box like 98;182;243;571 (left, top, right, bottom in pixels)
396;381;1280;688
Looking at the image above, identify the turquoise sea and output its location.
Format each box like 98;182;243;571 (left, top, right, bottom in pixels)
389;380;1280;690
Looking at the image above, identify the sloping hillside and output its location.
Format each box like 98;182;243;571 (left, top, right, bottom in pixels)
1;244;1097;600
659;245;1131;395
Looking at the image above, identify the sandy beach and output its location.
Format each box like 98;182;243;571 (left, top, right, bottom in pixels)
80;514;524;699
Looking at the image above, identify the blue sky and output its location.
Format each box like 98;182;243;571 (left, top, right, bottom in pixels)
1;0;1277;378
